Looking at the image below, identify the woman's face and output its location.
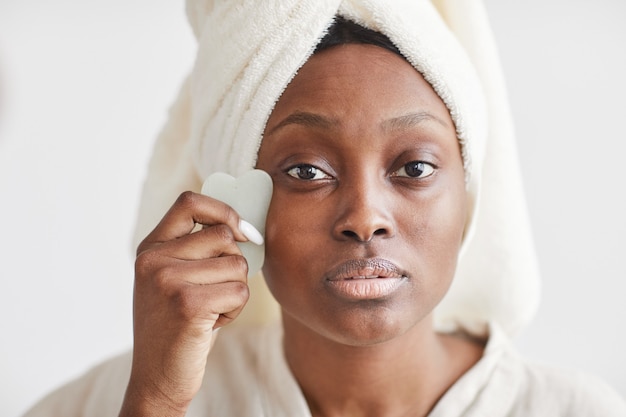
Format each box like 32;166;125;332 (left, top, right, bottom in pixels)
256;44;467;346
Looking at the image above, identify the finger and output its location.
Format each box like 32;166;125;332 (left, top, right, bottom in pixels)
177;281;250;326
139;192;248;253
146;224;243;261
136;253;249;287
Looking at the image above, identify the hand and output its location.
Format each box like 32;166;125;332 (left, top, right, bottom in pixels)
120;191;252;416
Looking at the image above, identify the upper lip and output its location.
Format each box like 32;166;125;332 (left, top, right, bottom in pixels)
325;258;407;281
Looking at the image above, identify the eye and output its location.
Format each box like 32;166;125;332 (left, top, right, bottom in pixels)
286;164;332;180
394;161;435;179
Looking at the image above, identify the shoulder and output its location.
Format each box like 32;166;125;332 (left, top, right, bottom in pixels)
484;325;626;416
23;323;290;417
445;323;626;417
22;350;132;417
512;360;626;416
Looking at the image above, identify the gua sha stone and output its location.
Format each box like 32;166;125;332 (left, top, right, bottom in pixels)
201;170;273;278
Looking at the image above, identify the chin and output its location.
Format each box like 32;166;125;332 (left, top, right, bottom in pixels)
297;300;428;347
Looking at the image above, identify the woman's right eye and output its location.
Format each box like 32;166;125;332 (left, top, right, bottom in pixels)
286;164;331;180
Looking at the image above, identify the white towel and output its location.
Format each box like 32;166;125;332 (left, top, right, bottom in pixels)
133;0;540;338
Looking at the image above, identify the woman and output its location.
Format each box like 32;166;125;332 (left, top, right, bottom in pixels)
24;1;626;416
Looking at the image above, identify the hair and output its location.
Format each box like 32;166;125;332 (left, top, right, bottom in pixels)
314;16;404;59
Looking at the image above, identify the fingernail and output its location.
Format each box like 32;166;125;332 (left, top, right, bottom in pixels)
239;220;264;245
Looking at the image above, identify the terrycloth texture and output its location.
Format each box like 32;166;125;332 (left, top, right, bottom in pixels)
133;0;540;337
22;323;626;417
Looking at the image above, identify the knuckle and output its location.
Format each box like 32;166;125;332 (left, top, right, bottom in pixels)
136;232;162;258
175;286;204;320
134;250;158;279
219;203;239;226
169;281;250;324
153;264;177;289
135;240;148;257
211;224;235;244
175;190;198;211
230;281;251;304
135;251;178;293
228;255;249;276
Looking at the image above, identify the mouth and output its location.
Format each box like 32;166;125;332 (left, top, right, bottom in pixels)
325;258;408;300
326;258;408;281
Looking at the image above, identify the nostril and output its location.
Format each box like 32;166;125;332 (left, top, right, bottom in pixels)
341;228;388;242
342;230;359;239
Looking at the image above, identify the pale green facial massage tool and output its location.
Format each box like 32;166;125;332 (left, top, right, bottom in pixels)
201;170;273;278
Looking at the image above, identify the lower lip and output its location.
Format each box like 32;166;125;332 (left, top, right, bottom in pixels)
326;277;406;300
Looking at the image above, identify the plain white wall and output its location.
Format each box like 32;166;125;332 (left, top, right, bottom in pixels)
485;0;626;396
0;2;195;415
0;1;624;415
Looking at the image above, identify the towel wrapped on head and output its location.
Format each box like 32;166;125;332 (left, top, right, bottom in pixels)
133;0;541;338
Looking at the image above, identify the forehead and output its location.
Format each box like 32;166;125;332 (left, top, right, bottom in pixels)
265;44;453;131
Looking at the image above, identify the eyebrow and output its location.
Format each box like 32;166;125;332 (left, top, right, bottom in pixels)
267;110;449;136
380;112;449;132
267;111;339;135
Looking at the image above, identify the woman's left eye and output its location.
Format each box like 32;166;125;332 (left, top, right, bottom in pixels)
286;164;332;180
393;161;435;178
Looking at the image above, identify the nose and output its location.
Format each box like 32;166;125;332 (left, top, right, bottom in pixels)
332;177;395;242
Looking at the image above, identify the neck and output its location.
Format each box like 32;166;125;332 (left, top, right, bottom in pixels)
282;313;482;417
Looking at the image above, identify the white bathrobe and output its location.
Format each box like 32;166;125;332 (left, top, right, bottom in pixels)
23;322;626;416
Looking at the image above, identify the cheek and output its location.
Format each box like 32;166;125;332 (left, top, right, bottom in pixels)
261;193;323;290
399;184;468;288
262;199;288;282
426;190;467;248
424;187;467;281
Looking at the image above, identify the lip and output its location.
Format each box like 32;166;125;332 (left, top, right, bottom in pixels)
324;258;409;300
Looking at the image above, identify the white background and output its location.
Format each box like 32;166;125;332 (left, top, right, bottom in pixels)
1;1;624;415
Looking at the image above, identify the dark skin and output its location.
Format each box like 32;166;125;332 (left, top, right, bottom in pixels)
119;44;483;417
257;44;483;417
